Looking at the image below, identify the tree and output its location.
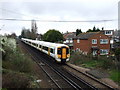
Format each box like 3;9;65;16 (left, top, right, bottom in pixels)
93;26;96;32
31;20;37;39
43;29;63;43
96;28;100;32
86;29;92;32
86;26;100;32
21;27;31;39
76;29;82;36
102;27;104;30
6;33;16;39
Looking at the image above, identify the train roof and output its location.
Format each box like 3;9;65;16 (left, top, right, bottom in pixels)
22;38;68;48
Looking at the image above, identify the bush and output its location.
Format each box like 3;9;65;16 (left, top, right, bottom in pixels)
2;38;33;73
2;70;30;88
69;52;92;65
11;51;33;73
70;52;115;69
115;48;120;61
2;37;35;88
109;70;120;85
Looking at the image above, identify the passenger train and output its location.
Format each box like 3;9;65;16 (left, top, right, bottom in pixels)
21;38;70;63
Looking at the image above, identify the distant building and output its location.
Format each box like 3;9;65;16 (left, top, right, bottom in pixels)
73;32;110;55
63;32;76;49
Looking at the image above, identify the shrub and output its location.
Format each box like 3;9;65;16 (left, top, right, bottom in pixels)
11;51;33;73
109;70;120;85
2;38;33;74
2;70;30;88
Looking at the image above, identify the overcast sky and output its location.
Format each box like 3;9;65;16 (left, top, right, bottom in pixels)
0;0;119;36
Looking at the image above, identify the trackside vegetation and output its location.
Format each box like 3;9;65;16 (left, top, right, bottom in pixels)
69;52;120;85
1;37;39;88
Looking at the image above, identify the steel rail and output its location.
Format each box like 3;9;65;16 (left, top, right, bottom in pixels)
21;40;113;90
65;64;115;90
25;43;81;89
21;41;83;89
20;41;62;89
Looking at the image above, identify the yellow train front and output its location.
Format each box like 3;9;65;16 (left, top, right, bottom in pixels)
55;46;70;63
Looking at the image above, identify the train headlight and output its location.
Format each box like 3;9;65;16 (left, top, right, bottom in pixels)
67;54;70;58
57;55;61;58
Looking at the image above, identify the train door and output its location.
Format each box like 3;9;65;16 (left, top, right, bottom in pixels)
62;48;67;59
48;48;50;55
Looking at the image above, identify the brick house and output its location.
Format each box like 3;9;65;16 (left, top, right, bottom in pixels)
63;32;76;49
73;32;110;55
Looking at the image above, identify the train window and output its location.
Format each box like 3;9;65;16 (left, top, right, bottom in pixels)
46;47;48;51
43;46;45;50
39;45;41;48
43;46;48;51
57;48;61;54
66;48;69;54
33;43;38;47
50;48;55;53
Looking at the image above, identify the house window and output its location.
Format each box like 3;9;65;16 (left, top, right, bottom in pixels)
70;38;73;43
92;39;97;44
66;39;69;43
93;50;97;56
105;31;112;35
100;39;108;44
77;39;80;43
100;49;109;55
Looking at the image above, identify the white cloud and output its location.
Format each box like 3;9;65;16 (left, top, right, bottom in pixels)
0;0;119;35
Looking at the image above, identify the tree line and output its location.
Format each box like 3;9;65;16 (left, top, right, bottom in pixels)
19;26;102;42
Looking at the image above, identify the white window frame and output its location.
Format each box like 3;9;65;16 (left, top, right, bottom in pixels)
93;50;97;56
92;39;97;44
105;31;112;35
70;38;73;43
77;39;80;43
100;49;109;55
100;39;108;44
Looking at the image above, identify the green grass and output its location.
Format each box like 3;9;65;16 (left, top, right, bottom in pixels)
109;70;120;85
70;52;120;85
81;60;98;68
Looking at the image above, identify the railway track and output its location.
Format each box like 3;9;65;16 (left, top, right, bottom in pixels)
19;40;116;89
63;64;115;89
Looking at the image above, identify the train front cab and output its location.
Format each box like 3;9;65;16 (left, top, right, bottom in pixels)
57;46;70;63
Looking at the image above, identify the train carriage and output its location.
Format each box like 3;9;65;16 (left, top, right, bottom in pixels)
21;38;70;63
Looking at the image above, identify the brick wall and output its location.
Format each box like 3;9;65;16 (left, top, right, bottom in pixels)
73;33;110;55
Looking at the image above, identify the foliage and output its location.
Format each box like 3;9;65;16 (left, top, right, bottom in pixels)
76;29;82;36
21;27;31;39
70;52;120;84
115;48;120;61
20;20;38;39
31;20;38;39
5;33;16;39
43;29;63;42
70;52;115;69
2;47;33;73
86;26;100;32
115;48;120;55
109;70;120;85
2;69;31;88
2;37;37;88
